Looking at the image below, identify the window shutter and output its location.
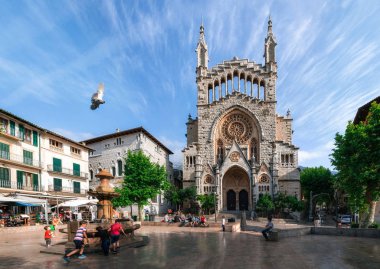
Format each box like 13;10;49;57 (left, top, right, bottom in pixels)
19;124;24;140
73;163;80;176
53;158;62;172
33;174;39;191
17;170;24;189
0;142;10;160
0;168;10;188
23;150;33;165
10;121;15;136
73;181;80;193
32;131;38;146
53;178;62;191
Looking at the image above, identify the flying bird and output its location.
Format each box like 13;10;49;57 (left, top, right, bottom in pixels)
90;83;105;110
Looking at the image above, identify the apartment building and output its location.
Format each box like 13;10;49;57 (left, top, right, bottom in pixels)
0;109;90;203
82;127;173;215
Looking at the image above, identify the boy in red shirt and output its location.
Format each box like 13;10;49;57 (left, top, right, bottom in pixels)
44;226;52;247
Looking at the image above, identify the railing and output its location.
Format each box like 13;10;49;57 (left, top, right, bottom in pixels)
280;163;296;168
0;130;21;141
47;165;88;178
48;184;87;195
0;179;41;191
0;152;41;167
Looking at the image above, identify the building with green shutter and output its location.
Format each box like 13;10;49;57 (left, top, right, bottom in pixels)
0;109;91;209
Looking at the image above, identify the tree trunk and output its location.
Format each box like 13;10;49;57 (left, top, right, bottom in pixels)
368;201;376;225
130;205;133;219
138;204;143;221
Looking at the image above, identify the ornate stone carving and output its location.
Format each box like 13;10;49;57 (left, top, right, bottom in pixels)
229;151;240;162
221;113;253;144
259;174;270;183
204;175;213;184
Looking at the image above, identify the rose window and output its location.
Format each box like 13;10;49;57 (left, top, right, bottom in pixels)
221;113;253;143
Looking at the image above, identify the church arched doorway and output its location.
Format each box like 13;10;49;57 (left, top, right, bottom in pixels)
227;190;236;210
239;190;248;211
222;166;250;211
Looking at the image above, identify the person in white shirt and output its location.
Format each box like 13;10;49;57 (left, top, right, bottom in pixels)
222;215;226;232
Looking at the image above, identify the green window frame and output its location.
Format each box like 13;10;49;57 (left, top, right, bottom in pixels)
10;121;15;136
53;178;62;191
23;150;33;165
53;158;62;172
17;170;24;189
19;124;24;140
32;130;38;147
32;174;39;191
0;167;10;188
0;142;10;160
73;181;80;194
73;163;80;177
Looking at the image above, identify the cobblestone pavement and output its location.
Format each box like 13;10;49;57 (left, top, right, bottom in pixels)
0;225;379;269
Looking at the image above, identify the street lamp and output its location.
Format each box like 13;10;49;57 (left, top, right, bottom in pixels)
214;191;217;223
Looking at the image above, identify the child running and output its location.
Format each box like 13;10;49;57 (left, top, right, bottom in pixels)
63;221;89;262
44;226;52;248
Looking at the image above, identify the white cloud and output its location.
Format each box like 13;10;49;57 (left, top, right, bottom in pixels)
51;128;94;142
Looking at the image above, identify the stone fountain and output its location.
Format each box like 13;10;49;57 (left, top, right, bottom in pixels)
65;169;142;247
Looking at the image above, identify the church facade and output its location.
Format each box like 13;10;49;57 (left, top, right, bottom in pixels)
182;18;300;212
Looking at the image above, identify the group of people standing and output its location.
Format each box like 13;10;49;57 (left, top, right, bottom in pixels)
62;219;128;263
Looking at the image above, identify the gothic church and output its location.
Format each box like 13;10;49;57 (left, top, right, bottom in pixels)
183;18;300;212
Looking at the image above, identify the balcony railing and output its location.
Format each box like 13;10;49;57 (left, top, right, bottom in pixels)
47;165;88;179
0;130;21;141
0;179;41;191
48;185;87;195
0;152;41;167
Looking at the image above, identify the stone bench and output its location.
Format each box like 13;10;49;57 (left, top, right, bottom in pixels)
268;230;279;241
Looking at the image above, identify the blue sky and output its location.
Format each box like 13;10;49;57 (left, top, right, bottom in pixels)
0;0;379;169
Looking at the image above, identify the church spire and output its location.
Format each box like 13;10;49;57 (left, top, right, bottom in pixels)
264;15;277;67
196;20;208;69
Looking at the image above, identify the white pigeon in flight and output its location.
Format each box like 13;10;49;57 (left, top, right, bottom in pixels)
90;83;106;110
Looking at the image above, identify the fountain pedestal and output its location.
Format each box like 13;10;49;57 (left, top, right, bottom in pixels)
88;169;120;220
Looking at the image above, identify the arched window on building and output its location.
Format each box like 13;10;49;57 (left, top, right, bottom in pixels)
216;139;224;163
117;160;123;176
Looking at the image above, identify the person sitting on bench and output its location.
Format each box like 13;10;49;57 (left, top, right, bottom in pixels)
262;216;274;240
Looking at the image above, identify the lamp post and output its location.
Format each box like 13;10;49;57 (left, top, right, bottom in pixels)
214;191;217;223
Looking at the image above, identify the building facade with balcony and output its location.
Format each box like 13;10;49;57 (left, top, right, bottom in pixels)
0;109;90;202
82;127;173;215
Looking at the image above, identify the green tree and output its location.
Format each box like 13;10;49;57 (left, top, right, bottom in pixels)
300;166;334;208
331;102;380;227
164;186;197;210
273;193;304;215
197;194;216;215
256;194;274;215
112;150;170;221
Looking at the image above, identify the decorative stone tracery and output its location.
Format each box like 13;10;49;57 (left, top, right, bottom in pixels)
221;113;254;144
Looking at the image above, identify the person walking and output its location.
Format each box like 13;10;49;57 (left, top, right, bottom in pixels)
262;216;274;240
222;215;226;232
63;221;89;262
44;226;52;247
109;219;127;254
96;226;110;256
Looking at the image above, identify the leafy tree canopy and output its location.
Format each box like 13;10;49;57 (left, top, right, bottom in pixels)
300;166;334;203
112;150;170;219
164;186;197;210
331;101;380;226
197;193;216;215
256;194;274;212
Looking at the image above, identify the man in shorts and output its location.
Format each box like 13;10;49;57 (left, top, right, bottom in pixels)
109;219;127;253
63;221;89;262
